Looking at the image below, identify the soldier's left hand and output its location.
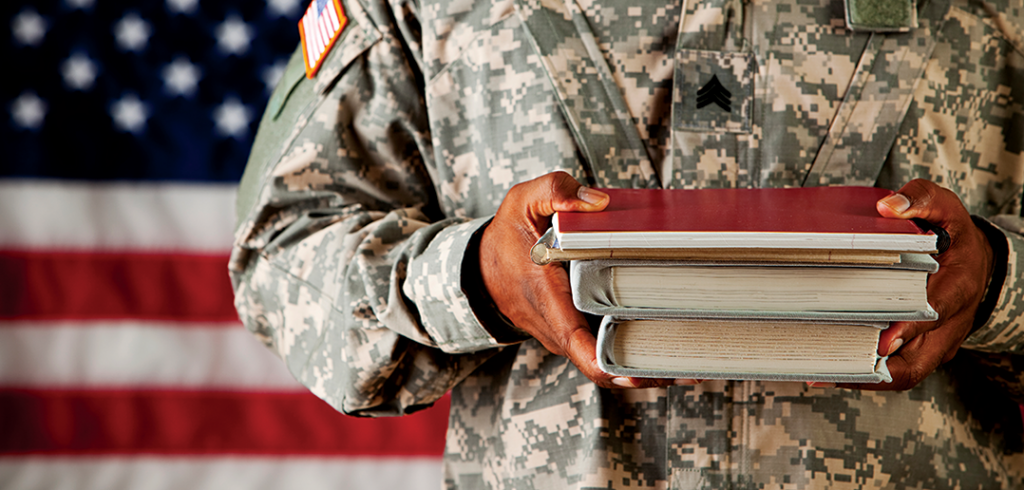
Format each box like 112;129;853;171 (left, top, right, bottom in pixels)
825;179;996;391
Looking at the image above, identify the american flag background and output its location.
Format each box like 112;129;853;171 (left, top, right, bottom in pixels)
1;1;447;489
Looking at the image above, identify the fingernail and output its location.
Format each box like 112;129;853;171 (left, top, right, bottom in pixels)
673;379;701;385
807;382;836;388
886;338;904;356
612;377;635;388
880;193;911;213
578;187;609;205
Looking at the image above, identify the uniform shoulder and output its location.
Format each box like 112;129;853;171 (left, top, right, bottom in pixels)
960;0;1024;55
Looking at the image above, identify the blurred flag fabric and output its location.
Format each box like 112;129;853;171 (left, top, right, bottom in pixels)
1;1;447;489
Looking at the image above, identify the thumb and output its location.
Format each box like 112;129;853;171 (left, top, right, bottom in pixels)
525;171;609;222
875;179;960;227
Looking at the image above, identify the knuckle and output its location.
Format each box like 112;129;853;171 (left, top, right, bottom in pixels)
907;363;928;389
897;351;938;390
547;172;575;199
547;177;562;201
508;180;530;196
902;179;946;212
941;346;960;364
559;325;584;359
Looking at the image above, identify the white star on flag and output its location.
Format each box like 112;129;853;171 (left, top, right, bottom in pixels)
11;91;48;130
12;8;47;46
61;53;99;91
216;16;253;55
262;59;288;93
163;56;202;97
114;13;152;52
166;0;199;14
65;0;96;9
213;97;252;138
110;93;149;134
268;0;302;16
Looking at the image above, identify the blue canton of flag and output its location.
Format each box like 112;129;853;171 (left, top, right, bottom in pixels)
3;0;305;182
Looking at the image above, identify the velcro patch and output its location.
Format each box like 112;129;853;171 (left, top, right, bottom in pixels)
298;0;348;79
673;50;756;134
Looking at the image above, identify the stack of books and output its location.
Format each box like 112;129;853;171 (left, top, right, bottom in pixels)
535;187;940;384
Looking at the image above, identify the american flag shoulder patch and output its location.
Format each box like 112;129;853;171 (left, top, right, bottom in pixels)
298;0;348;78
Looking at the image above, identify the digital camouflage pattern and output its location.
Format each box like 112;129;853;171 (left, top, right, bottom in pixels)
229;0;1024;487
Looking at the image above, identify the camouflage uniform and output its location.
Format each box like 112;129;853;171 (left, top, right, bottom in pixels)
230;0;1024;487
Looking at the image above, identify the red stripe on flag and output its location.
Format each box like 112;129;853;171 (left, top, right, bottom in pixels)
0;251;237;323
0;389;449;456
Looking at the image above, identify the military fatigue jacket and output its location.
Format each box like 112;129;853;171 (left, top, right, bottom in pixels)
231;0;1024;487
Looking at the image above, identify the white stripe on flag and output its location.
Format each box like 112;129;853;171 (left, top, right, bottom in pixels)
309;9;326;60
0;322;301;390
317;12;331;49
0;180;236;252
325;2;340;31
303;12;318;68
0;457;442;490
303;11;321;65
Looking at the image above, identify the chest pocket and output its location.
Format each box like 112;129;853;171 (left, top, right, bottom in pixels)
666;0;759;189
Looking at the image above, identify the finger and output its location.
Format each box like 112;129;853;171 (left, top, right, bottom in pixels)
847;337;939;392
875;179;987;259
527;275;685;389
545;322;685;389
618;378;700;388
554;315;618;387
893;318;965;371
518;270;682;389
510;260;624;387
612;377;701;389
877;321;914;357
876;179;964;226
523;171;609;224
880;263;980;353
852;311;973;392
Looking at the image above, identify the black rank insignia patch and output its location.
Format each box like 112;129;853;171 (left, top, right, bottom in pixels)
696;74;732;112
673;50;754;133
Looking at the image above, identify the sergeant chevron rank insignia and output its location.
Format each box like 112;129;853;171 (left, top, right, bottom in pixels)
299;0;347;78
673;50;755;133
697;74;732;112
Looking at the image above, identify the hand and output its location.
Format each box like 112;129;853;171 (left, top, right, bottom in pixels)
479;172;695;389
829;179;995;391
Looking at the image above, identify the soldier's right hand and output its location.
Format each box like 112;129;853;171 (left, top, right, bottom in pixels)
478;172;696;389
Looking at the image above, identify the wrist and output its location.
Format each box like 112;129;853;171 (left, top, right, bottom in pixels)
969;216;1008;335
463;219;530;344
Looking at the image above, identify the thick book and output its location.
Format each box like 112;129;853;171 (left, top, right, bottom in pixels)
551;187;937;253
570;255;939;321
596;316;893;383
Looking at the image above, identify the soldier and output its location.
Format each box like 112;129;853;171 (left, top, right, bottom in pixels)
231;0;1024;487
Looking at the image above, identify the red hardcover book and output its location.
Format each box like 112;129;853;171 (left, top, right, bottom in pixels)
552;187;936;252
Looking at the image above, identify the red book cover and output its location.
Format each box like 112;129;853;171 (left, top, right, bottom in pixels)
554;187;934;251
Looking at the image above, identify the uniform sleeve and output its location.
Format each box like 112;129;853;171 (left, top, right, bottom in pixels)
962;215;1024;354
228;0;519;417
956;1;1024;354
